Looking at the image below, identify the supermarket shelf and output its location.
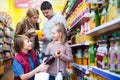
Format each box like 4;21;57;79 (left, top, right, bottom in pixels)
70;43;84;47
70;42;89;48
4;41;12;45
66;69;72;75
84;0;104;4
0;57;13;61
87;66;120;80
86;17;120;36
66;0;82;19
62;0;69;15
70;63;87;73
70;14;89;30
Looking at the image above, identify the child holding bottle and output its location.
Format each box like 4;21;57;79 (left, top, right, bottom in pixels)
12;35;49;80
45;22;73;80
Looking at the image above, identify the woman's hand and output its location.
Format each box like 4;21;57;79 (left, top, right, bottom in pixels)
27;28;35;34
37;63;49;72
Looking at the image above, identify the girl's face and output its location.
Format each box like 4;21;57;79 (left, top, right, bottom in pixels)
22;39;32;51
29;14;39;23
52;28;61;41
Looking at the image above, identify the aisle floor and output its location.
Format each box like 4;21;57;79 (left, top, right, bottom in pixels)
0;68;14;80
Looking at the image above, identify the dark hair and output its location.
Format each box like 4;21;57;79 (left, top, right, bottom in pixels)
40;1;52;10
14;35;29;52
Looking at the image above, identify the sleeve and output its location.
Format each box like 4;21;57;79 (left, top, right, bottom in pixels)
15;21;30;37
45;44;51;55
56;14;66;28
12;59;24;77
45;35;53;42
36;56;40;65
14;21;23;36
42;22;53;42
60;43;73;62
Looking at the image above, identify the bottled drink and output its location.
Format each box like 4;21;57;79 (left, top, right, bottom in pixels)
44;55;55;65
44;50;61;65
55;71;63;80
88;41;96;66
35;30;43;39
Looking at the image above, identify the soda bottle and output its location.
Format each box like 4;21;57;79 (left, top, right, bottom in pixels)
44;50;61;65
44;55;55;65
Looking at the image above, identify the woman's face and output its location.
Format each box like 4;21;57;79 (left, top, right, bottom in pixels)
22;39;33;51
29;14;39;23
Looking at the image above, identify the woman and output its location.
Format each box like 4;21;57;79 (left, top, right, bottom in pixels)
12;35;49;80
15;8;40;53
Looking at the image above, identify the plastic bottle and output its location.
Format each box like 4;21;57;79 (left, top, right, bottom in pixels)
75;29;80;44
88;39;96;66
109;33;117;72
35;30;43;39
55;71;63;80
117;0;120;16
44;55;55;65
44;50;61;65
94;6;100;27
115;40;120;73
83;48;89;66
100;3;108;25
71;32;76;44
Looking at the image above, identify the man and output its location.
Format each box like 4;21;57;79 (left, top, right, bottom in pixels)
40;1;66;54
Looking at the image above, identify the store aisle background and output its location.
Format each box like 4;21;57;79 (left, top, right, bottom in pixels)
0;0;67;80
0;68;14;80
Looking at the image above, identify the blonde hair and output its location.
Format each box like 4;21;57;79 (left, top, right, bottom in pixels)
26;8;39;18
52;22;67;44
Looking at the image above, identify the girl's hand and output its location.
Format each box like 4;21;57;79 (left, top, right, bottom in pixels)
54;50;61;58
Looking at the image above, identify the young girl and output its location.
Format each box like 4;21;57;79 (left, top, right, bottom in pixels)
12;35;49;80
45;22;73;80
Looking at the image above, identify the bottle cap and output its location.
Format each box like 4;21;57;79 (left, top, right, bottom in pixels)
57;50;61;54
59;70;62;72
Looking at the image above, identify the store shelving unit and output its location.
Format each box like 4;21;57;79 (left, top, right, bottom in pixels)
70;42;89;48
0;12;14;75
69;17;120;79
86;17;120;36
63;0;120;80
66;69;73;75
70;14;89;30
68;63;120;80
87;66;120;80
66;0;83;19
70;63;87;73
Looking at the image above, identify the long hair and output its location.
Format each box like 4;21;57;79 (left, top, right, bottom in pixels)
51;22;67;45
26;8;39;18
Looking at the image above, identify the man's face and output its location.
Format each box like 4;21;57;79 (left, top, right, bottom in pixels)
42;9;53;19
